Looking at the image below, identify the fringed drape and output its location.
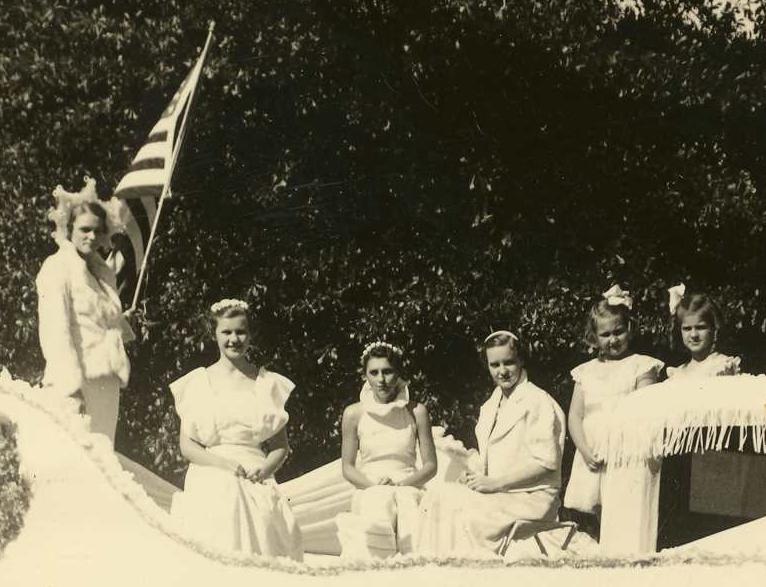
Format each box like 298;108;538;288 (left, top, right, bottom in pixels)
601;375;766;467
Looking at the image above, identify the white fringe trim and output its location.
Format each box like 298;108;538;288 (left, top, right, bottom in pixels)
602;375;766;467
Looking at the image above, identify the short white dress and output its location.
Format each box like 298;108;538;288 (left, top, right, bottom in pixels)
169;366;303;560
335;383;423;559
564;354;664;513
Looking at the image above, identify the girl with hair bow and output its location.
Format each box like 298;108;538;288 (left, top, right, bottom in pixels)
563;285;664;543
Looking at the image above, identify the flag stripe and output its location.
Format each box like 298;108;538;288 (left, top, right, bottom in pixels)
127;157;166;173
114;185;164;201
126;198;152;244
146;131;168;143
112;44;208;304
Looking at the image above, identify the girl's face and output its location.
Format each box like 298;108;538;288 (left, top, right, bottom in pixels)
595;313;630;360
215;315;251;362
486;343;523;393
681;312;715;361
70;211;105;257
365;357;400;403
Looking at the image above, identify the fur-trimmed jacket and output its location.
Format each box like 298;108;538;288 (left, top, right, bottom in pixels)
36;240;134;395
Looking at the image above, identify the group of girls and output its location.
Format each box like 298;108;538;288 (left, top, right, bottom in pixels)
35;180;740;561
166;300;566;561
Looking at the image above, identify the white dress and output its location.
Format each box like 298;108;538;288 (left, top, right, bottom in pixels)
563;354;664;514
416;372;566;557
335;383;423;559
169;367;303;560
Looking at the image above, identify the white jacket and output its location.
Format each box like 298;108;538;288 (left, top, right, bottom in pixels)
36;240;134;396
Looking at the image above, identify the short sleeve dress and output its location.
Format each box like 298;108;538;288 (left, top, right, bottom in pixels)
169;366;303;560
563;354;664;513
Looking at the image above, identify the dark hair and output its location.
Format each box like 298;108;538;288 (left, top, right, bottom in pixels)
583;300;634;350
361;344;403;373
670;293;723;352
481;331;526;365
66;202;107;239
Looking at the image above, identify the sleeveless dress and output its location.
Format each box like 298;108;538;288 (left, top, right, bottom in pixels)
335;382;423;559
563;354;664;513
169;366;303;560
416;372;566;557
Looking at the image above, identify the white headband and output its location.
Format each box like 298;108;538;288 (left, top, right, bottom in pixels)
483;330;519;344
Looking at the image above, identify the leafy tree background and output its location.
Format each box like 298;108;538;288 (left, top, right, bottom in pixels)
1;0;765;488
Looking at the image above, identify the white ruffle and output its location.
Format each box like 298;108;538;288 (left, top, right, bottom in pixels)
358;380;409;416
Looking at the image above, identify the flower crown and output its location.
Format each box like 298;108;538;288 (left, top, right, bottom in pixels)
360;341;403;364
47;176;126;247
602;284;633;310
210;298;250;314
668;283;686;316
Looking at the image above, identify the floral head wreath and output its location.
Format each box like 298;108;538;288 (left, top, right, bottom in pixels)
667;283;686;316
210;298;250;314
360;341;404;365
602;284;633;311
483;329;519;345
47;176;126;247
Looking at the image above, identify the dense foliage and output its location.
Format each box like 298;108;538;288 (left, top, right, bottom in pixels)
0;424;31;552
1;1;765;485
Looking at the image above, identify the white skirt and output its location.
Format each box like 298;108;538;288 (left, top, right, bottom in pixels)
171;444;303;560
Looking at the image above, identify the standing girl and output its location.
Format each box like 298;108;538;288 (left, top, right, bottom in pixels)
36;177;134;445
659;285;741;547
169;299;303;560
416;330;566;557
666;284;740;378
563;285;664;541
335;342;437;559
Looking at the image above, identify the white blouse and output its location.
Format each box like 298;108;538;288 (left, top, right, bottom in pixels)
36;240;133;396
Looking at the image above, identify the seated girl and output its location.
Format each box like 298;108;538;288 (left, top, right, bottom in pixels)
415;330;566;557
335;342;437;559
169;299;303;560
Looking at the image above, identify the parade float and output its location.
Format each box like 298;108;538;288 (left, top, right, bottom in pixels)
1;369;766;586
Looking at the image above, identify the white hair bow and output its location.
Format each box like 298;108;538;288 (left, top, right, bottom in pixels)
667;283;686;316
602;284;633;310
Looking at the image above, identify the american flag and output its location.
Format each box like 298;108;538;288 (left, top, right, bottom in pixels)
108;28;213;308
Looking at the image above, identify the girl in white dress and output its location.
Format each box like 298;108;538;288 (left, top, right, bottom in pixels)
415;330;566;557
335;342;437;559
660;285;741;546
169;299;303;560
563;285;664;541
36;177;134;445
666;285;740;379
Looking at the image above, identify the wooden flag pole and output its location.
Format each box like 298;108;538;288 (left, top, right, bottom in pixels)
129;21;216;312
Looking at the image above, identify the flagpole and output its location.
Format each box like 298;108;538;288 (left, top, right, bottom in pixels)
128;21;216;312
